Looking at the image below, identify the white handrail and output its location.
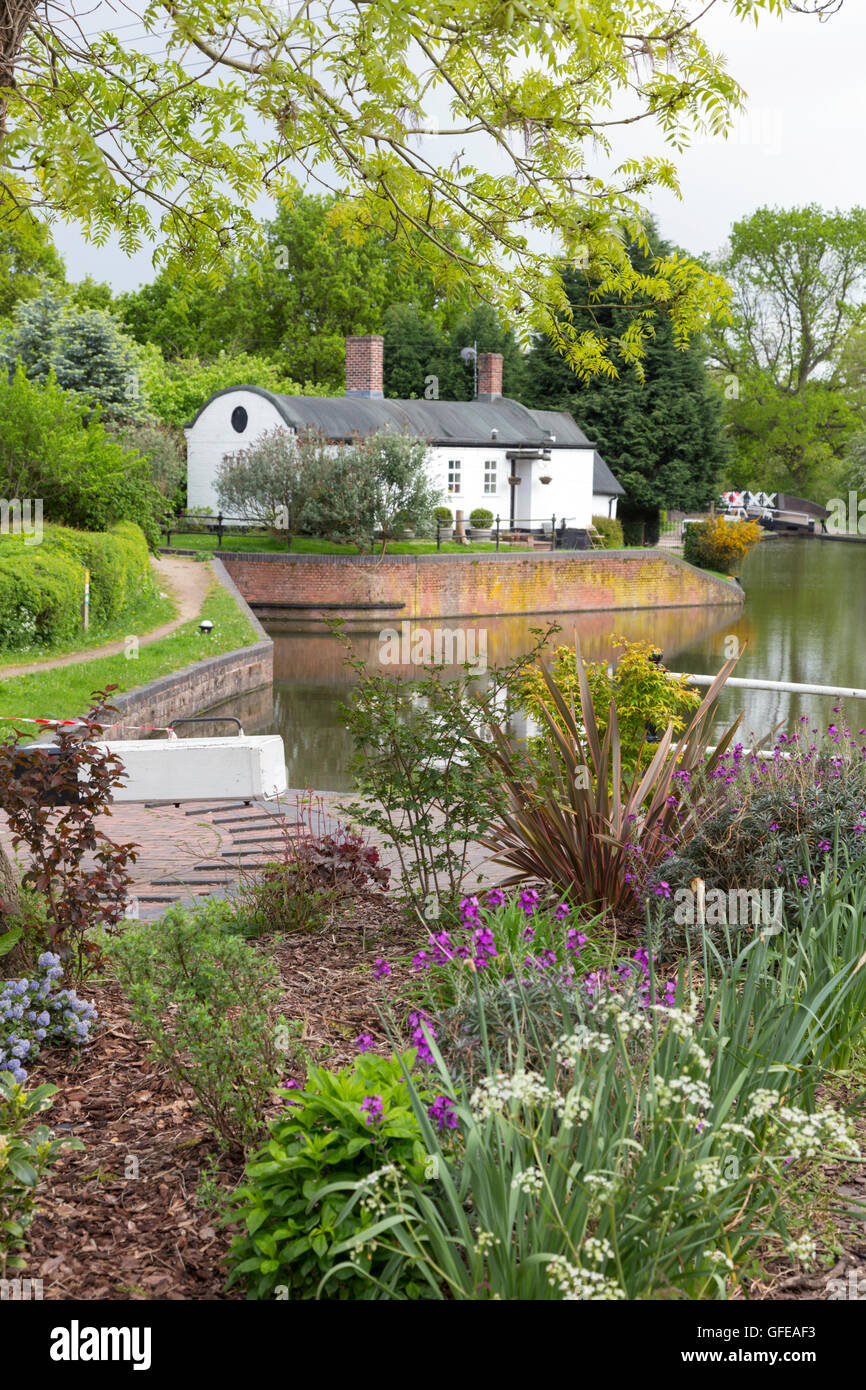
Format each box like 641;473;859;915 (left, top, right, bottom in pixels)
670;672;866;700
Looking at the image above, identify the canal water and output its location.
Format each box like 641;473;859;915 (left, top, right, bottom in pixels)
216;537;866;791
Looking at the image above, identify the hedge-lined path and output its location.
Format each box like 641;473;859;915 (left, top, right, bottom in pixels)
0;556;213;680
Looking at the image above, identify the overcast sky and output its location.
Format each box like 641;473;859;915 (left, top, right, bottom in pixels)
52;2;865;293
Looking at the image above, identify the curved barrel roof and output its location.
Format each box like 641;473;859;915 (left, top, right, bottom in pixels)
186;386;595;450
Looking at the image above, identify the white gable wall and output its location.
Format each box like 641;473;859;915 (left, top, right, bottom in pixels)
186;390;287;515
592;493;619;519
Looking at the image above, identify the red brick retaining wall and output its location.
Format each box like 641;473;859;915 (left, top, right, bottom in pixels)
221;550;742;621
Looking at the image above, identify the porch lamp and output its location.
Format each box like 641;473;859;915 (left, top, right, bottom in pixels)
200;620;214;636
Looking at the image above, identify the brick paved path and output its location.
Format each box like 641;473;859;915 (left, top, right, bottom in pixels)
0;789;506;924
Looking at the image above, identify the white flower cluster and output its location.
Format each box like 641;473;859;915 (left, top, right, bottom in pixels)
547;1256;625;1301
582;1236;614;1265
511;1165;544;1196
583;1172;622;1213
555;1090;593;1127
707;1249;735;1271
746;1088;780;1121
592;997;652;1039
556;1026;613;1065
469;1068;553;1120
473;1229;501;1256
692;1156;728;1199
651;1003;699;1042
774;1105;860;1161
785;1233;818;1268
358;1163;401;1218
653;1074;712;1114
720;1121;755;1141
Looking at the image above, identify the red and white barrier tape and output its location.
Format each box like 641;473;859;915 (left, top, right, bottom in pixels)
0;715;178;738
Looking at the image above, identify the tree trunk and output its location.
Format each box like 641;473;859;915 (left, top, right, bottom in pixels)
0;1;39;141
0;839;21;919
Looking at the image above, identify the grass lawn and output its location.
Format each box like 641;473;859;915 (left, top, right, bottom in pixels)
0;584;260;740
161;532;529;555
0;587;177;671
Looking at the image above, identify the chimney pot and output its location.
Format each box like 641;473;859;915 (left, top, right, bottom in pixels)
477;352;503;401
345;335;384;398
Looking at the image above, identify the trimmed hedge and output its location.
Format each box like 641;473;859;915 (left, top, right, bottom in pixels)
0;521;153;650
591;515;625;548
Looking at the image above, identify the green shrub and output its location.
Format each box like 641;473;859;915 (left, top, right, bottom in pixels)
652;726;866;950
0;549;84;648
0;365;162;545
0;522;153;649
683;516;761;574
591;514;624;548
108;900;291;1151
0;1074;82;1277
433;507;453;525
469;508;494;528
226;1052;434;1300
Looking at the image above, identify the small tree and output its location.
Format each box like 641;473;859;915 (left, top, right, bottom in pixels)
0;289;148;422
304;430;441;552
216;427;329;545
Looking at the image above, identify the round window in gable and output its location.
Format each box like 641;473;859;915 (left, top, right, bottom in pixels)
231;405;248;433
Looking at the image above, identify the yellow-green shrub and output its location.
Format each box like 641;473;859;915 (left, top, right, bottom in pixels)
683;516;762;574
517;635;701;778
591;515;624;548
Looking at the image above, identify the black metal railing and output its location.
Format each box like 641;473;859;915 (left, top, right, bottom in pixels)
161;512;589;554
161;512;290;550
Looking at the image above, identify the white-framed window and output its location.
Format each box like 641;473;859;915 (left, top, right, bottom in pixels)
483;460;498;494
447;459;462;494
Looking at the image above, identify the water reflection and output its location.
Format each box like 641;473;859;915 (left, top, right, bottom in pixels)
209;537;866;790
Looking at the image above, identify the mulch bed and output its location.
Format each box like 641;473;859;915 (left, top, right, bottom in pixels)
19;892;866;1302
23;891;416;1301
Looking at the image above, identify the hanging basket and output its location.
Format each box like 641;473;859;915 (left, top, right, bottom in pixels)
507;475;522;486
539;475;552;485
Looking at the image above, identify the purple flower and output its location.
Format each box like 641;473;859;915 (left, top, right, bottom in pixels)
473;926;497;958
519;887;540;916
485;887;506;908
460;895;481;923
361;1095;385;1126
408;1010;437;1064
355;1033;375;1052
566;929;587;953
796;875;810;889
427;1095;458;1132
652;881;671;898
372;958;391;979
817;839;831;853
412;950;432;972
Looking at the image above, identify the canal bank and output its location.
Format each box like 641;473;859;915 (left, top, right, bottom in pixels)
221;548;742;621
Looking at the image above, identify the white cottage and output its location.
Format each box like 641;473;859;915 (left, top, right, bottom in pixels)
185;336;623;532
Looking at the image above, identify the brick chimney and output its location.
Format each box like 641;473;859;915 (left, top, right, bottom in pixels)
345;335;384;398
477;352;503;401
